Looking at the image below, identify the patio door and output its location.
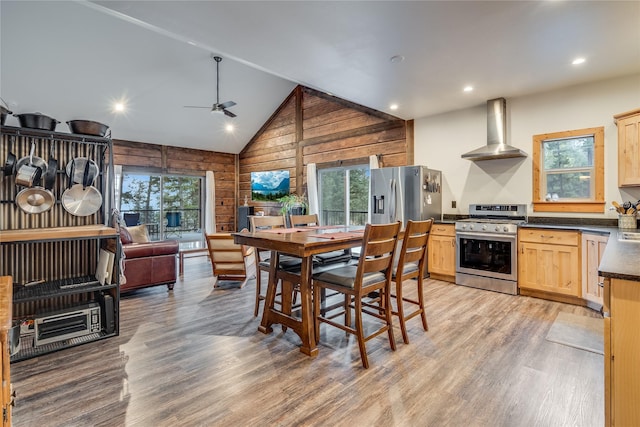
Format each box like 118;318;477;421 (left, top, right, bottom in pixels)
317;164;369;226
119;171;204;242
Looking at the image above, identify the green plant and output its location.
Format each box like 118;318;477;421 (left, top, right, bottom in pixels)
277;192;308;215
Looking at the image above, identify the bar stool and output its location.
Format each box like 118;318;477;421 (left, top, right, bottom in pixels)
312;221;401;369
391;218;433;344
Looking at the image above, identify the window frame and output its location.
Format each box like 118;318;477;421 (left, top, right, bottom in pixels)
317;161;370;226
532;126;604;213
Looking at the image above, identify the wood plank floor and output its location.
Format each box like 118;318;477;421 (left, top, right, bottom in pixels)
11;258;604;426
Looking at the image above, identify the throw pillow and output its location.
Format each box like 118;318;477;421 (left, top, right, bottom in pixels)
119;227;133;245
125;224;150;243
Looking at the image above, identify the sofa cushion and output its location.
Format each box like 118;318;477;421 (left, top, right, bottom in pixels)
125;224;150;243
123;240;179;259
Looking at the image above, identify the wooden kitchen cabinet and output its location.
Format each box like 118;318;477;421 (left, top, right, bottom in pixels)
582;232;608;311
428;223;456;282
614;108;640;187
518;228;581;303
1;276;13;427
604;278;640;426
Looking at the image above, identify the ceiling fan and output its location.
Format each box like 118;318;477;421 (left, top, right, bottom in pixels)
184;54;237;118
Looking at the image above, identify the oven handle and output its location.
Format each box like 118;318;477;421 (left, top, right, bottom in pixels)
456;231;517;240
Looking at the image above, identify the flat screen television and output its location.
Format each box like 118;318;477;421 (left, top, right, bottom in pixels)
251;170;290;201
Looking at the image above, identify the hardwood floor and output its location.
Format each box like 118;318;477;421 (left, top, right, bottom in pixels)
11;258;604;426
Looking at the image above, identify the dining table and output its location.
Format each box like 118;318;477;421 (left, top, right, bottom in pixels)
232;225;364;357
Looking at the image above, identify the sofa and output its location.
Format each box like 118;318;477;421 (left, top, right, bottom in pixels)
119;225;179;293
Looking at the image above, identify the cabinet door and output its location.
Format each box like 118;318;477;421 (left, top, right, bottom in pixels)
428;234;455;276
582;233;608;308
519;242;580;296
616;111;640;187
610;279;640;425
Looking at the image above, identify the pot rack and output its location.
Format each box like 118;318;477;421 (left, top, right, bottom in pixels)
0;124;111;145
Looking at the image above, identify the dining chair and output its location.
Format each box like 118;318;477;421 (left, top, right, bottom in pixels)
290;213;353;265
205;232;255;288
391;218;433;344
249;215;302;317
312;221;401;369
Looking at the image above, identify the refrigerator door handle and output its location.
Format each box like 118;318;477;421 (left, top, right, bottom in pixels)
389;179;396;222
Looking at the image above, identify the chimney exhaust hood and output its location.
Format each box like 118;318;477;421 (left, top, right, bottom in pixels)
461;98;527;161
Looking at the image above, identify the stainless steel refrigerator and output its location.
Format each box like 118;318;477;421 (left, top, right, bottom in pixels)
371;166;442;227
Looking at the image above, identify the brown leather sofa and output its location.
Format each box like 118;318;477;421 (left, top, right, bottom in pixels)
119;228;179;293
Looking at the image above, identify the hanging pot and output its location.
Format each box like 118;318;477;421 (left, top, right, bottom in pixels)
15;142;47;187
65;144;98;185
15;186;55;214
14;112;60;131
44;140;58;191
3;135;16;177
61;157;102;216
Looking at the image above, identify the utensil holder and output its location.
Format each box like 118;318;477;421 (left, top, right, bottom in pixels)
618;213;637;229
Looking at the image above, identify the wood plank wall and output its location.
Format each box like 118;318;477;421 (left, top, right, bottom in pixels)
112;140;237;232
239;85;412;216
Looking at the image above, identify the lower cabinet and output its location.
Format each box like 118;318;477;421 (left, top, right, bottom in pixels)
604;278;640;426
582;232;608;310
518;228;581;302
428;224;456;282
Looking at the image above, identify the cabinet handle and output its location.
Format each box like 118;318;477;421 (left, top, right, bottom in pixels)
598;281;604;288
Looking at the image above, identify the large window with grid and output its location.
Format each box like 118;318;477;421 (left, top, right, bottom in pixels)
532;126;604;213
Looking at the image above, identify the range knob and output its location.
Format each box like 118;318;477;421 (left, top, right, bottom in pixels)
503;226;510;232
461;224;467;230
469;224;474;230
495;226;500;232
481;225;487;231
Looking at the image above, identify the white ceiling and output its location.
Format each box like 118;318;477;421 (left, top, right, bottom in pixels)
2;1;639;154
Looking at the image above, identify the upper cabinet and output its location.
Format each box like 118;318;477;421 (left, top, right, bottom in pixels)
614;108;640;187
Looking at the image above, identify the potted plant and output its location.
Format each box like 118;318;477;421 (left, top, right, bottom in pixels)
277;192;309;216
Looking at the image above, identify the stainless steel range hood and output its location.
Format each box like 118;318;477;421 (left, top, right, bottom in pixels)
461;98;527;161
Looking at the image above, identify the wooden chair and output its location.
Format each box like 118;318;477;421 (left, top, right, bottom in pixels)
249;215;302;317
312;221;401;369
205;232;254;287
290;213;353;265
391;219;433;344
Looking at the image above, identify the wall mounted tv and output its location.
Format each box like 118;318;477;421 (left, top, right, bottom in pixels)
251;170;290;201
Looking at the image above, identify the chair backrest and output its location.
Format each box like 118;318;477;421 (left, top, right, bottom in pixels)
250;215;286;230
166;212;181;227
290;214;319;227
123;212;140;227
205;233;251;278
355;221;401;289
396;219;433;278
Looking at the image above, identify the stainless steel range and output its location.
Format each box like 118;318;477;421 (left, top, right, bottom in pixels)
455;204;527;295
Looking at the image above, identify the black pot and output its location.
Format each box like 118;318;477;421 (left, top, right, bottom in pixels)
14;112;60;131
67;120;109;137
1;106;12;125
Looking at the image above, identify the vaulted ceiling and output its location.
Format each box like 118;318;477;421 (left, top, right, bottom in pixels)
2;1;639;153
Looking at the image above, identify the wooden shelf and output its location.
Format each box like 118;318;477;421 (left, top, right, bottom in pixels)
0;225;118;243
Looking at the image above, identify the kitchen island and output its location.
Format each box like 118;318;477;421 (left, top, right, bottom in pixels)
598;229;640;427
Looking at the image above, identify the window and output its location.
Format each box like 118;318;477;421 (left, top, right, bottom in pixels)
119;170;204;242
532;126;604;213
318;164;369;226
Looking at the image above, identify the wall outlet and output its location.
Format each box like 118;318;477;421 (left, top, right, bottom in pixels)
451;201;457;208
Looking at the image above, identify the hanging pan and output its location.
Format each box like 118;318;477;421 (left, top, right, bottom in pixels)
61;156;102;216
3;136;17;177
44;139;58;191
15;141;47;185
66;147;98;185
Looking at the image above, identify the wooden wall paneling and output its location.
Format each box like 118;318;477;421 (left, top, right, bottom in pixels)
406;120;415;165
295;86;304;195
302;125;406;155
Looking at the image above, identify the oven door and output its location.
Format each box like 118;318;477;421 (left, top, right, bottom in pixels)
456;232;517;282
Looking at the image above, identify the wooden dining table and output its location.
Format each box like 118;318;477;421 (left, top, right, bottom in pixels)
232;226;364;357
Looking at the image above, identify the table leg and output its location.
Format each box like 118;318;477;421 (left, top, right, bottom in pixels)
298;256;318;357
258;251;279;334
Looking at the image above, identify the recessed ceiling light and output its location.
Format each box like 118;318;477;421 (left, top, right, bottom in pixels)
572;57;586;65
225;124;234;132
113;102;126;113
389;104;399;110
390;55;405;63
463;86;474;92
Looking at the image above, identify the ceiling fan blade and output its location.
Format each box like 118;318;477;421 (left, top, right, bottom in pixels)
184;105;213;109
223;109;237;118
218;101;236;109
